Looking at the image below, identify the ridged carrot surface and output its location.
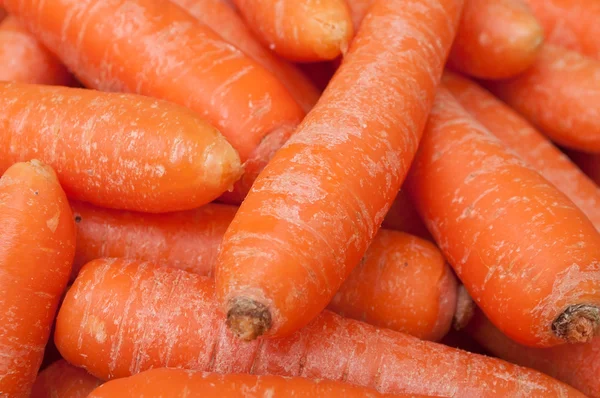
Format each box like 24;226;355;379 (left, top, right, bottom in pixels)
0;160;76;397
406;88;600;347
55;259;584;397
216;0;464;341
31;359;102;398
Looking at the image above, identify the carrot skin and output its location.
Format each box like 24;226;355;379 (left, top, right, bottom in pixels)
31;359;102;398
442;71;600;231
406;87;600;347
381;189;432;240
55;259;584;397
0;160;76;397
0;82;242;213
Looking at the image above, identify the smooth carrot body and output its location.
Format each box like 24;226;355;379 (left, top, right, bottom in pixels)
31;360;102;398
216;0;464;341
0;82;241;212
0;160;76;397
55;259;584;397
566;150;600;187
406;88;600;347
0;16;72;84
443;71;600;231
381;190;432;240
486;44;600;153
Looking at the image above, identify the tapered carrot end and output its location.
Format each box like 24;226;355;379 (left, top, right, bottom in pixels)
453;285;475;331
226;297;272;341
553;304;600;344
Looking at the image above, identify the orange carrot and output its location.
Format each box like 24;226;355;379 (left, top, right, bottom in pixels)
565;149;600;187
0;160;76;397
443;71;600;231
88;369;409;398
0;16;73;85
381;189;432;240
216;0;464;341
0;82;241;213
168;0;320;113
0;8;5;21
524;0;600;60
405;87;600;347
70;201;237;279
486;44;600;152
31;360;102;398
55;258;584;397
231;0;354;62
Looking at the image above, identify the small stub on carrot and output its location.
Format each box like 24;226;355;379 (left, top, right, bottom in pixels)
453;285;475;331
226;297;272;341
552;304;600;343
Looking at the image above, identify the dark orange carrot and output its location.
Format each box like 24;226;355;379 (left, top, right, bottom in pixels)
381;190;432;240
0;160;76;397
31;360;102;398
406;87;600;347
0;82;241;212
442;71;600;231
216;0;464;341
565;149;600;187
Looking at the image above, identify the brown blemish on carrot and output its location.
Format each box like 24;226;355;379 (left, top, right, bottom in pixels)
227;297;272;341
453;285;475;331
552;304;600;343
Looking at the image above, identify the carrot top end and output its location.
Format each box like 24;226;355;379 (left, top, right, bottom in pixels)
226;297;272;341
552;304;600;344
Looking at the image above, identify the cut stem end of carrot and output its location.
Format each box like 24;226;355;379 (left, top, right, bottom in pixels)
552;304;600;344
226;297;272;341
453;285;475;331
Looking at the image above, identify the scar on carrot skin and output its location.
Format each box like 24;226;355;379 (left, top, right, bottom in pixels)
227;297;272;341
453;285;475;331
552;304;600;343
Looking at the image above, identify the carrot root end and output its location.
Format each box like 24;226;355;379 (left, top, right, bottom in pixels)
453;285;475;331
226;297;272;341
552;304;600;343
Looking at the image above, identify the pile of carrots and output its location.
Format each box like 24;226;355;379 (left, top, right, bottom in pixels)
3;0;600;396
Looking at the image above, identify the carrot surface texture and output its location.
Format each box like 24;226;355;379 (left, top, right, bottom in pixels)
0;15;73;85
406;87;600;347
0;160;76;397
31;359;102;398
55;259;584;397
0;82;241;212
442;71;600;231
215;0;464;341
486;44;600;153
231;0;354;62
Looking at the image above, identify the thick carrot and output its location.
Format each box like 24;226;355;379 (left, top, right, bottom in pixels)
467;309;600;398
0;82;241;213
0;160;76;397
486;44;600;152
565;149;600;187
231;0;353;62
31;359;102;398
55;258;584;397
3;0;305;167
168;0;319;113
524;0;600;60
443;71;600;231
216;0;464;341
88;369;407;398
0;16;73;84
405;87;600;347
381;189;432;240
70;201;237;279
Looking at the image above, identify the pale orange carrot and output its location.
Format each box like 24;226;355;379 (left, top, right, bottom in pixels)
31;360;102;398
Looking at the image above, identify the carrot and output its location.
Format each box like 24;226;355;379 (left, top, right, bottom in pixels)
168;0;319;113
486;44;600;153
565;149;600;187
381;190;432;240
0;160;76;397
55;258;584;397
524;0;600;60
442;71;600;231
405;87;600;347
3;0;305;172
87;369;410;398
0;82;241;212
215;0;464;341
70;201;238;279
31;359;102;398
231;0;353;62
0;8;5;21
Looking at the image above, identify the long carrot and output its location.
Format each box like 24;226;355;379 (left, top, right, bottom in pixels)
486;44;600;153
168;0;319;113
565;149;600;187
31;359;102;398
231;0;353;62
524;0;600;60
381;190;432;240
55;258;584;397
442;71;600;231
0;82;241;213
215;0;464;341
0;16;73;85
405;87;600;347
0;160;76;397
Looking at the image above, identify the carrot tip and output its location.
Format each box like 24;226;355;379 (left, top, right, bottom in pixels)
552;304;600;344
453;285;475;331
226;297;272;341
